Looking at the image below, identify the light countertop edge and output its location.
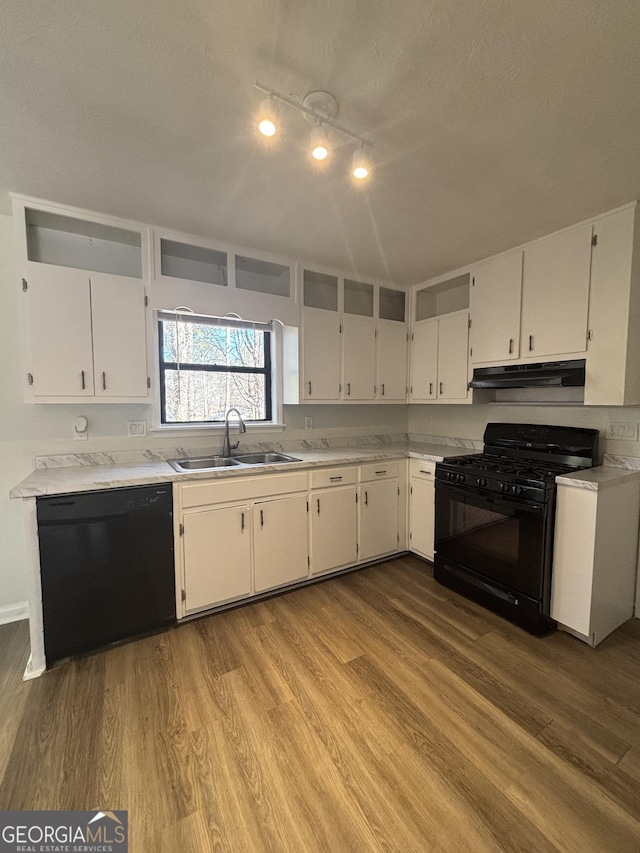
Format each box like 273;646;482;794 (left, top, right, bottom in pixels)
555;466;640;491
11;443;477;498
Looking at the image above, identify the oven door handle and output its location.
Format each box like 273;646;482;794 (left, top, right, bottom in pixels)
435;482;545;515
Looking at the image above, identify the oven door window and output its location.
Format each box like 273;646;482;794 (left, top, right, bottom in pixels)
435;484;547;598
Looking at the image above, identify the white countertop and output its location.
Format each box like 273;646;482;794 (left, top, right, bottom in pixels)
11;442;477;498
556;466;640;491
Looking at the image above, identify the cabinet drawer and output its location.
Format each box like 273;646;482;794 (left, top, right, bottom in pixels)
410;458;436;480
310;466;357;489
359;460;401;482
180;471;308;509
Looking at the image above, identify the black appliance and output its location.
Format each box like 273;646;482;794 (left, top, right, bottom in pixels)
434;423;599;634
37;485;176;666
469;359;586;389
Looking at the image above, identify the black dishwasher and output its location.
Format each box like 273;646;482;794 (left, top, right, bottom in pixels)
37;485;176;666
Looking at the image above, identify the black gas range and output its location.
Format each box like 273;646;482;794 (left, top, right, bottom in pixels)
434;423;599;634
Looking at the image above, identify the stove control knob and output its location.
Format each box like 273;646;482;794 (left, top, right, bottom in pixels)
514;485;523;496
457;473;466;483
446;472;453;481
476;477;487;487
499;482;509;493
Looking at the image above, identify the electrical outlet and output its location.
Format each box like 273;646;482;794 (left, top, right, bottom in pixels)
606;422;638;441
305;416;314;430
127;420;147;437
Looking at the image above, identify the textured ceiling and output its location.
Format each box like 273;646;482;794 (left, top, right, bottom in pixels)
1;0;640;285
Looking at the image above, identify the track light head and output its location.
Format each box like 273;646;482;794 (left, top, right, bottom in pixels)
257;97;278;137
352;147;371;180
310;125;330;161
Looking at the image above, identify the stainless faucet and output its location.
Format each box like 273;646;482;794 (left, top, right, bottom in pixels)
222;407;246;457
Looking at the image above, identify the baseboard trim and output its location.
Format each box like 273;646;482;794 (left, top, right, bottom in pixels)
0;601;29;626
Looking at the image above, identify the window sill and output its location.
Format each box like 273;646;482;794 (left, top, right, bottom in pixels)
149;422;286;437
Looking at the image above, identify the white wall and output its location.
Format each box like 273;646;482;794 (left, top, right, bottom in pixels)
408;404;640;461
0;213;407;618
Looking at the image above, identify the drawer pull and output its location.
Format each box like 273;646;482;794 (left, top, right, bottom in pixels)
375;470;387;475
329;476;343;481
419;469;431;474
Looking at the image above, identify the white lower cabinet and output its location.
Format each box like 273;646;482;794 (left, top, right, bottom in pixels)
253;494;309;592
310;485;358;575
358;462;400;561
183;503;252;614
177;461;407;617
551;475;640;646
408;459;435;560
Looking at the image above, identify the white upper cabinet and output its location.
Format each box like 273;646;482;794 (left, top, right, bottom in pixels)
302;307;341;400
410;318;439;401
25;267;95;397
90;274;149;398
410;273;470;404
437;311;470;400
470;252;523;364
521;223;593;359
584;205;640;406
343;315;376;400
377;321;408;401
15;198;150;402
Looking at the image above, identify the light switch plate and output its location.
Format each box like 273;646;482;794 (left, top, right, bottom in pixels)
305;416;314;430
127;420;147;437
606;422;637;440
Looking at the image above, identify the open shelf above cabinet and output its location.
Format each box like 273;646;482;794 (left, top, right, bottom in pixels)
415;272;469;321
303;270;338;311
344;279;374;317
379;286;406;322
235;255;290;297
25;208;143;278
160;239;228;286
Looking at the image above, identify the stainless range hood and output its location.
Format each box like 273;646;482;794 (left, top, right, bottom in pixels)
470;359;586;389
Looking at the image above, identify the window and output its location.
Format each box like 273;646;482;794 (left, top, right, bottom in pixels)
158;313;272;424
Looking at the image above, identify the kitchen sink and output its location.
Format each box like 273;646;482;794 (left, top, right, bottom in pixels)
168;456;241;472
232;452;301;465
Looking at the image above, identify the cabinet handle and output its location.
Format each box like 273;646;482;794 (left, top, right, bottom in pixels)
329;476;343;481
429;382;433;395
375;470;387;475
439;382;443;395
381;383;385;396
508;338;513;354
260;509;264;528
308;381;312;395
241;512;245;531
317;498;320;515
419;469;431;474
81;370;85;390
364;490;368;506
347;382;351;396
102;371;106;391
529;335;534;352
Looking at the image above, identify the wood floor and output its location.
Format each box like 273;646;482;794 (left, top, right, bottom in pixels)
2;555;640;852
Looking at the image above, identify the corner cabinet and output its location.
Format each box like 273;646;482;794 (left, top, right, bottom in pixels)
410;310;470;402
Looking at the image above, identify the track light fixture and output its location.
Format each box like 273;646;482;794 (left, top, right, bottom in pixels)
254;82;373;181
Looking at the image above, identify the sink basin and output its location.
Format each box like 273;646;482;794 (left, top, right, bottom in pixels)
168;456;241;472
233;452;301;465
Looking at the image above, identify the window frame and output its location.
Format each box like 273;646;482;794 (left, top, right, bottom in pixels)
157;313;273;426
